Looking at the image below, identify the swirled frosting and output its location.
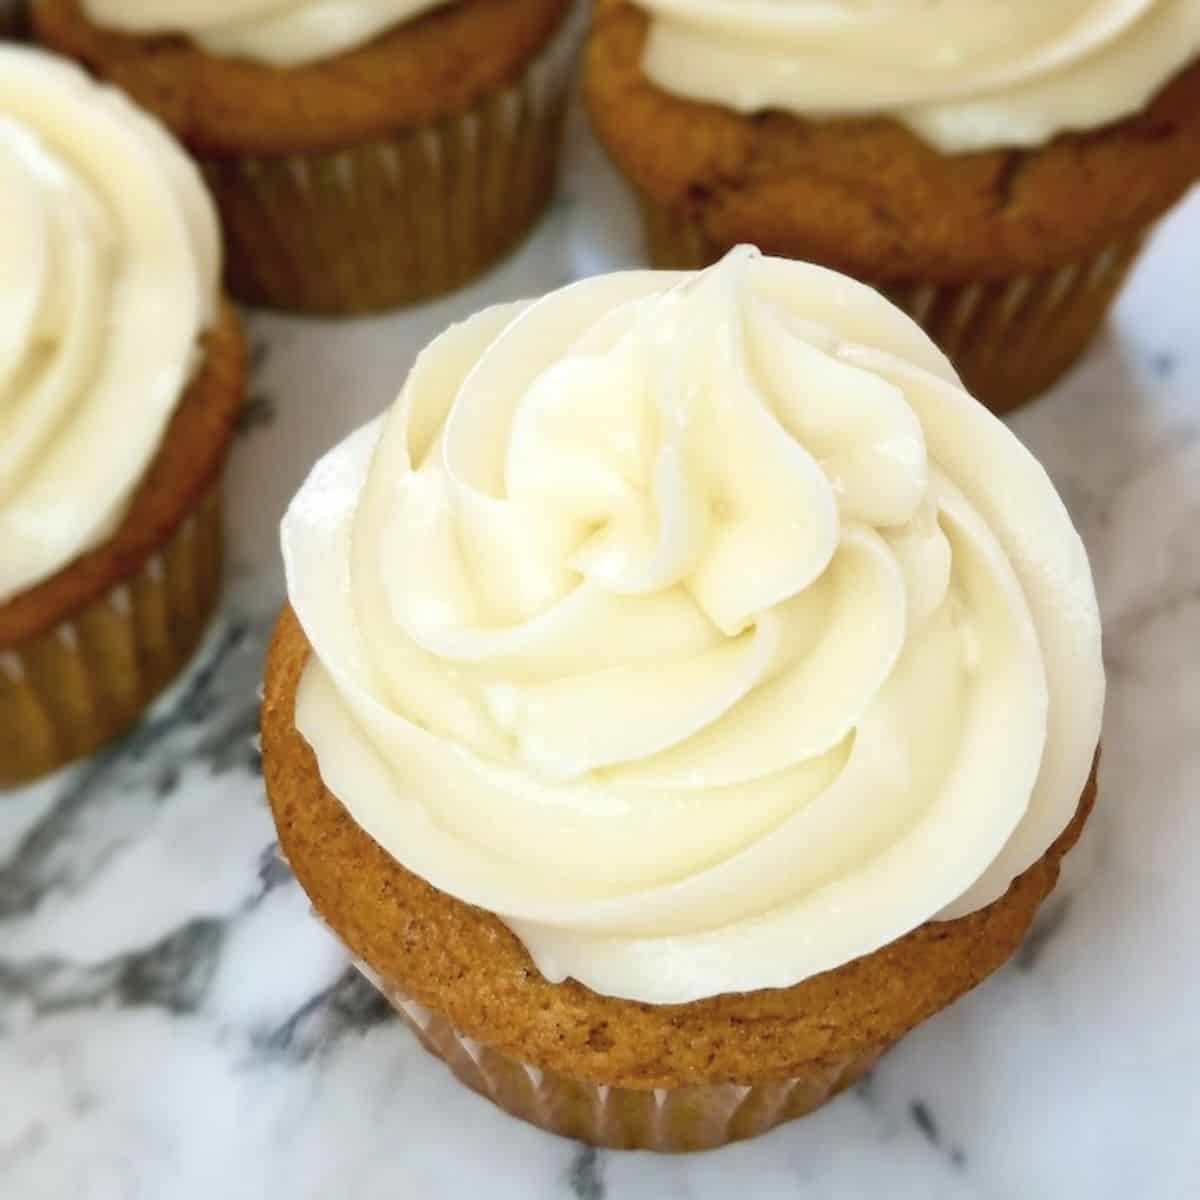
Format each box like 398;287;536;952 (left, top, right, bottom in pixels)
283;248;1103;1004
0;47;219;604
81;0;453;67
632;0;1200;152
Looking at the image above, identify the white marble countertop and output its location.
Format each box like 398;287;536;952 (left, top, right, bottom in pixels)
2;107;1199;1200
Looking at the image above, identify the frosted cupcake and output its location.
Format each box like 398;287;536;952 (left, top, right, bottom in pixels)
0;46;245;786
262;248;1103;1151
35;0;579;315
587;0;1200;412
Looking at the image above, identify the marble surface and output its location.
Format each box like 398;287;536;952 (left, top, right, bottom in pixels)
3;103;1199;1199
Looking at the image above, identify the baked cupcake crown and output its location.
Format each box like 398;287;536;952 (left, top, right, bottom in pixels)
633;0;1200;151
282;248;1104;1004
0;45;218;602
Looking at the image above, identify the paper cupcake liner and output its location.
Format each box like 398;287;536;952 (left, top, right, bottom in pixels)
201;13;578;316
641;196;1150;414
356;964;879;1152
0;484;224;787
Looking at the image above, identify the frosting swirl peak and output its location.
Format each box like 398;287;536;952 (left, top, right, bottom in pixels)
284;249;1104;1003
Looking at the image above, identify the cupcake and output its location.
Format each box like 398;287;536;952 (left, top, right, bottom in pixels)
34;0;579;315
262;248;1104;1152
0;46;245;788
586;0;1200;413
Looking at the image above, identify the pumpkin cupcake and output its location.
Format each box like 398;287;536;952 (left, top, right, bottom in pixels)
586;0;1200;413
0;46;245;787
34;0;579;315
262;249;1104;1151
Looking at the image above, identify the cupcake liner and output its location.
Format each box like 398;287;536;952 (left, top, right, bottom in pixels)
0;483;224;787
358;964;879;1152
640;195;1150;414
883;236;1149;415
201;11;579;316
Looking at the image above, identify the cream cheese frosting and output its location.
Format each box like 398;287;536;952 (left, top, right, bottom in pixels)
0;47;219;605
80;0;453;67
283;248;1104;1005
632;0;1200;153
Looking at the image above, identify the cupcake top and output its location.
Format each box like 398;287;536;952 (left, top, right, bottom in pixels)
80;0;454;66
282;248;1104;1005
0;46;219;604
630;0;1200;152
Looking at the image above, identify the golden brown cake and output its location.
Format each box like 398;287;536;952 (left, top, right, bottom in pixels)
261;252;1107;1150
0;306;245;787
586;0;1200;412
264;605;1096;1151
0;46;246;786
35;0;579;314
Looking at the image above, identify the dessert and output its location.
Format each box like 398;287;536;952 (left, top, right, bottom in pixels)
587;0;1200;411
262;249;1104;1150
0;46;245;786
35;0;579;314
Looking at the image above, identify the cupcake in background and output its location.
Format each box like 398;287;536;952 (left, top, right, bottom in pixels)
262;248;1103;1151
0;46;245;787
34;0;579;315
587;0;1200;412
